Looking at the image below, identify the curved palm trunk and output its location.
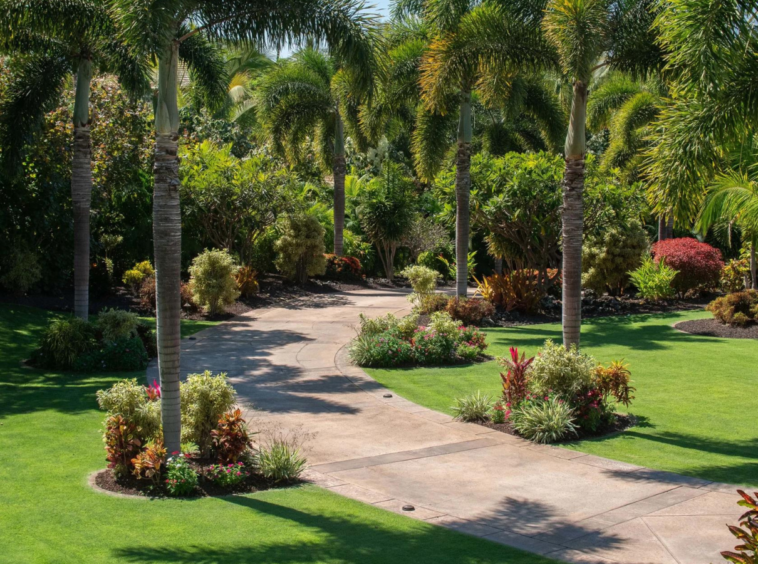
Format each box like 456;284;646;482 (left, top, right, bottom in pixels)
561;80;588;349
72;58;93;320
455;91;472;297
154;42;183;454
333;108;346;256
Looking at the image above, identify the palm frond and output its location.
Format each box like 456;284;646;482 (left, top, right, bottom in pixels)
698;172;758;239
412;104;456;181
586;73;641;130
543;0;607;82
179;30;228;113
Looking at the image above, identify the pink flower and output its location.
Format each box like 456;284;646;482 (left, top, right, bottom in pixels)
172;451;180;455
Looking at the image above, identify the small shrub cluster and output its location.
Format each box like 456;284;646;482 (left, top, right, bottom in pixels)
349;311;488;367
189;249;240;315
180;370;237;456
323;254;362;281
165;454;199;496
707;290;758;327
475;270;559;314
235;265;259;297
400;264;440;310
651;238;723;294
74;336;149;372
629;257;678;300
275;213;326;284
122;261;154;291
418;293;449;314
721;258;749;293
582;220;648;296
445;297;495;326
205;462;250;487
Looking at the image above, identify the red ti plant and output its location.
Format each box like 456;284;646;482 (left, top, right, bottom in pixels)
722;490;758;563
146;379;161;401
498;347;534;406
211;409;253;464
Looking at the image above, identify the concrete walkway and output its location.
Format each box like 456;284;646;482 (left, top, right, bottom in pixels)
149;287;744;564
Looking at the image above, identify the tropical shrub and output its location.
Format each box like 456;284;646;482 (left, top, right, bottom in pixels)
358;312;398;336
35;317;97;369
456;342;481;361
400;265;440;308
582;220;648;295
348;332;415;367
74;336;149;373
498;347;534;406
205;462;250;487
594;361;635;407
0;248;42;295
529;340;595;397
510;395;578;444
457;326;488;352
189;249;240;315
235;265;259;297
707;290;758;326
164;454;198;496
104;415;142;477
257;437;307;483
211;408;253;464
411;329;458;364
476;270;557;314
323;254;362;281
629;257;678;300
97;308;139;341
396;313;420;340
651;238;723;294
445;297;495;326
721;258;750;293
131;439;166;485
275;213;327;284
571;387;615;433
123;269;145;290
180;371;237;456
428;311;458;335
721;490;758;564
418;293;449;314
451;391;492;422
96;379;162;440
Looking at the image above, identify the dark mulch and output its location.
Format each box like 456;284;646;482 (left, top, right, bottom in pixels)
674;318;758;340
476;413;636;443
94;461;295;499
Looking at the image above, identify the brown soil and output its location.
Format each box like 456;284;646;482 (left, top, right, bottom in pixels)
674;318;758;339
93;460;296;499
477;413;636;443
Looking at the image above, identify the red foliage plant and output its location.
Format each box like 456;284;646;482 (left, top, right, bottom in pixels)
445;297;495;326
146;379;161;400
476;269;559;314
211;408;253;464
499;347;534;405
651;238;723;294
721;490;758;563
104;415;142;477
131;439;166;484
324;254;362;282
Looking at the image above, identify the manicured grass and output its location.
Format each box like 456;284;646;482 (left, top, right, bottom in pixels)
367;310;758;487
0;303;558;564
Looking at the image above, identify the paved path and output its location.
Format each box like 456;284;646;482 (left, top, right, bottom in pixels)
149;288;744;564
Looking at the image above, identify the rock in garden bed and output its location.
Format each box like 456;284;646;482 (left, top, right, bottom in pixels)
674;318;758;339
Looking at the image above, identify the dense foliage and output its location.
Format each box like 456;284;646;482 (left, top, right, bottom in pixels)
651;238;724;295
708;291;758;327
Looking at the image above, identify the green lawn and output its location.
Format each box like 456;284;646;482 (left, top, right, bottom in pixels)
367;310;758;487
0;303;557;564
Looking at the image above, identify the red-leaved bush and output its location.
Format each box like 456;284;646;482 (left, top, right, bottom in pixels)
323;254;362;282
651;238;723;294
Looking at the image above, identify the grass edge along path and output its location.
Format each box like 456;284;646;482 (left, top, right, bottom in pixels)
0;303;560;564
367;310;758;487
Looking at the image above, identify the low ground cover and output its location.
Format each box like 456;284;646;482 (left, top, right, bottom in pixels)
0;303;558;563
366;310;758;486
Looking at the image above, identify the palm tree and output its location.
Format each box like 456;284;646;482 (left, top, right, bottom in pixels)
258;46;377;256
413;0;558;296
0;0;149;320
112;0;379;453
543;0;662;348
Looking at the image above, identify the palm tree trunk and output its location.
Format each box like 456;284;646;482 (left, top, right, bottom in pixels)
494;257;503;275
751;243;757;289
666;215;674;239
333;108;346;256
154;41;182;454
658;216;666;241
72;58;93;320
455;91;472;297
561;80;588;349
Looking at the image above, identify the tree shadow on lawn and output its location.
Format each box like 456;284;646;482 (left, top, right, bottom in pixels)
111;494;611;564
488;313;722;352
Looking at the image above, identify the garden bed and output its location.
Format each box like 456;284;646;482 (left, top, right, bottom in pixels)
477;413;636;443
674;318;758;339
92;462;291;499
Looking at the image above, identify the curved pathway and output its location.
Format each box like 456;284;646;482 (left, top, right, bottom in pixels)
149;288;743;564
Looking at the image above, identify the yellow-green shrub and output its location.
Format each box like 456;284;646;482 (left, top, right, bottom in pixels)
189;249;240;315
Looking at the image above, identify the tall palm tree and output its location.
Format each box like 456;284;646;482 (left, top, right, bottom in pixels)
543;0;662;348
258;46;377;256
112;0;379;453
414;0;557;296
0;0;149;320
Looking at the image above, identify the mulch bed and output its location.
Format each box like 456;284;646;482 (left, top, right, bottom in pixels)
93;460;294;498
476;413;636;443
674;318;758;339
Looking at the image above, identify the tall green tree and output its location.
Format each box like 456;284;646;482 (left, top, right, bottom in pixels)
259;46;378;256
112;0;380;453
543;0;662;348
0;0;149;319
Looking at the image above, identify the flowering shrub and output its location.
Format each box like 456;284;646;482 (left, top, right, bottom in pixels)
458;326;488;352
498;347;534;405
445;297;495;326
490;402;507;424
411;329;458;364
456;342;481;361
572;387;615;433
104;415;142;477
324;254;362;281
211;408;253;464
707;290;758;326
132;439;166;485
349;332;415;367
205;462;250;487
509;393;577;444
165;454;198;496
651;238;723;294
